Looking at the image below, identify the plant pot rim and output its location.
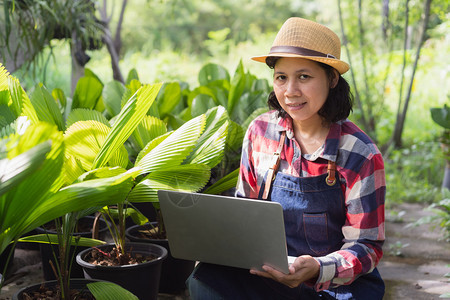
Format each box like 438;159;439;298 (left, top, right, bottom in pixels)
125;223;168;243
13;278;105;300
76;242;167;270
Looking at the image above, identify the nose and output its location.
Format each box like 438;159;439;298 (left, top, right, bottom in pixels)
284;79;301;98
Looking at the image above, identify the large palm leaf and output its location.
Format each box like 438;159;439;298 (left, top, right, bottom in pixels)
131;115;167;150
92;83;162;169
29;84;65;131
127;164;211;204
134;114;206;174
64;120;129;171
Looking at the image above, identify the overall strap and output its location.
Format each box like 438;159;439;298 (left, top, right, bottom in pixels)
326;160;336;186
262;131;286;200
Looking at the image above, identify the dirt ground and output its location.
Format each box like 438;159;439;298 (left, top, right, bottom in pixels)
0;202;449;299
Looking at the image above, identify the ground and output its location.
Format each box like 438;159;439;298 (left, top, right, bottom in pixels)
0;202;449;299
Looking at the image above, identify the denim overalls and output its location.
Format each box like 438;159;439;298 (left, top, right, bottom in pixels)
189;136;385;299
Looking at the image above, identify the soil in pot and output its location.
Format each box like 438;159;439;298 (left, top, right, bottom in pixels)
76;242;167;300
13;279;99;300
126;223;196;294
36;216;110;281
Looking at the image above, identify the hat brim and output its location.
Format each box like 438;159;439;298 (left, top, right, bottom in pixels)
252;53;350;75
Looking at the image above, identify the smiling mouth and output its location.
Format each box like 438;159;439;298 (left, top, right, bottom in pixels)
287;102;307;109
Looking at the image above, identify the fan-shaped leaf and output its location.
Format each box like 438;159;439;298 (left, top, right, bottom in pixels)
135;114;206;174
88;281;139;300
203;168;239;195
65;121;128;171
72;76;103;110
103;80;125;117
0;64;9;92
157;82;181;118
132;115;167;150
134;132;171;166
30;84;65;131
92;83;162;169
127;164;211;203
189;121;228;168
66;108;110;128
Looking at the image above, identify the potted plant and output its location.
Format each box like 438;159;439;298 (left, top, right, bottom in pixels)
125;167;239;293
430;103;450;190
0;63;140;299
72;100;232;298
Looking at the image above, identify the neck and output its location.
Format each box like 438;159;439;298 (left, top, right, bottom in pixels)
292;116;330;154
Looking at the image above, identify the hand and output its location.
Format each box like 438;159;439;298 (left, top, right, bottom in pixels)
250;255;320;288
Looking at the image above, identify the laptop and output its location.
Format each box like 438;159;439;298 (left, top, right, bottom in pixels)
157;190;296;274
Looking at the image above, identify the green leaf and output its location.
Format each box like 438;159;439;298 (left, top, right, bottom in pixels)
157;82;181;118
7;76;25;119
66;108;110;128
184;106;228;165
64;121;128;171
103;80;125;117
0;140;50;196
52;88;67;111
227;60;246;116
431;105;450;129
131;115;167;150
198;63;230;85
128;164;211;203
203;168;239;195
87;281;139;300
0;123;65;254
92;83;162;169
189;121;227;168
22;170;135;234
72;76;104;110
18;234;106;247
126;68;140;85
134;132;171;166
30;84;65;131
0;64;8;91
191;94;217;117
135;114;206;174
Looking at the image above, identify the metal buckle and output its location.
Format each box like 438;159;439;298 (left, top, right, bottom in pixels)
325;175;336;186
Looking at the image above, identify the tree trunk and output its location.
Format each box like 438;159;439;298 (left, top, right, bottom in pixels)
70;34;85;94
99;0;126;84
391;0;432;148
337;0;369;132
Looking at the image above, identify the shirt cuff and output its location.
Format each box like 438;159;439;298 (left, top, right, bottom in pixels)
313;256;337;291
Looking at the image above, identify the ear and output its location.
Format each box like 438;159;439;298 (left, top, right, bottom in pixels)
330;69;339;89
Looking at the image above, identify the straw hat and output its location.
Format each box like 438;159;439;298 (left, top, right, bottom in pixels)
252;17;350;74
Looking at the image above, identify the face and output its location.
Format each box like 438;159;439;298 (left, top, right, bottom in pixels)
273;57;334;125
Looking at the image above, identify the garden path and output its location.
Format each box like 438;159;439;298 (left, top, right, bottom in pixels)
0;202;448;300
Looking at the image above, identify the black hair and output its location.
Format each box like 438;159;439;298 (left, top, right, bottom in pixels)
266;57;353;123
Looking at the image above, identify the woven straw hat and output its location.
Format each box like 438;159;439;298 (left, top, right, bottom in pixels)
252;17;350;74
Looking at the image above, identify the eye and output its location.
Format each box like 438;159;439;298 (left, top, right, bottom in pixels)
299;74;311;80
275;74;286;81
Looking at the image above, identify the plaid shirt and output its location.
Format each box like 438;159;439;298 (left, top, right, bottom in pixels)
236;111;385;291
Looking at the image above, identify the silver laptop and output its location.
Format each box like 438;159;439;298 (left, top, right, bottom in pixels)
158;190;296;274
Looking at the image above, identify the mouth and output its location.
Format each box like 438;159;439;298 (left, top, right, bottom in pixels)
286;102;307;110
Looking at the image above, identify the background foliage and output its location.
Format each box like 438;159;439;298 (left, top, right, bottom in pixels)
2;0;449;210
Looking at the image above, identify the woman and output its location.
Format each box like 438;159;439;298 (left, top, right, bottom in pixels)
187;17;386;300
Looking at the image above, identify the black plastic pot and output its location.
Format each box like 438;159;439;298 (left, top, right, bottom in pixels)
36;216;110;281
12;278;101;300
76;242;167;300
126;223;196;294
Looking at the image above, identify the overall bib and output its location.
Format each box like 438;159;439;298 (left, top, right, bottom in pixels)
191;139;385;299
